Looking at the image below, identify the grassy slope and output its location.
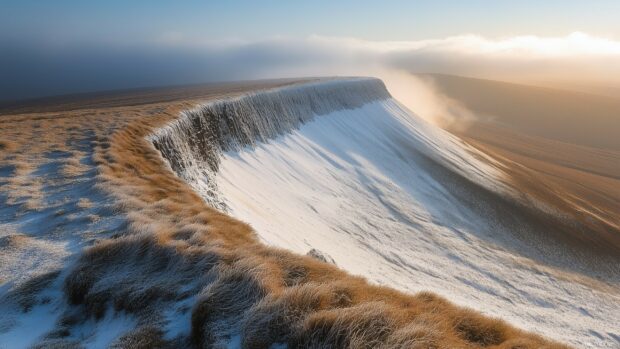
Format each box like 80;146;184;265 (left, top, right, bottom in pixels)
423;74;620;254
418;73;620;151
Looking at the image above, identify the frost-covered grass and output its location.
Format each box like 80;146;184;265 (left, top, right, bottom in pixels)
0;110;129;348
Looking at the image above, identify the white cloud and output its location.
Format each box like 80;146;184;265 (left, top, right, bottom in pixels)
157;32;620;88
4;32;619;101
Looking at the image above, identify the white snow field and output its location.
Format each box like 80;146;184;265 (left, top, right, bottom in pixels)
153;79;620;348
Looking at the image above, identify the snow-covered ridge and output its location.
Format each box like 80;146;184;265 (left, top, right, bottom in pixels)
149;77;512;210
148;77;619;347
149;78;392;209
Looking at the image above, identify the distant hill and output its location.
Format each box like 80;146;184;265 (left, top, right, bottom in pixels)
417;73;620;151
418;74;619;256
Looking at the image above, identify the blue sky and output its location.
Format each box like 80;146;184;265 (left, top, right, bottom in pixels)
2;1;619;101
3;0;620;43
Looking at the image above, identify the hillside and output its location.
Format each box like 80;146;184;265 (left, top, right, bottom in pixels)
2;78;614;348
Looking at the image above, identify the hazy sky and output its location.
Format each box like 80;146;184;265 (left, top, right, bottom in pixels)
3;0;620;42
2;1;620;101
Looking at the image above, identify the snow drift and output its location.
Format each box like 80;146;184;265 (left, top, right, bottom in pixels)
150;78;619;347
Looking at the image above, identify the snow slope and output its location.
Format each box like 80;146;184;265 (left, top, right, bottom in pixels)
153;78;619;348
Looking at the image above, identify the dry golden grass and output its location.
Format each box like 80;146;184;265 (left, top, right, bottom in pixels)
0;139;17;154
1;81;571;348
76;197;93;209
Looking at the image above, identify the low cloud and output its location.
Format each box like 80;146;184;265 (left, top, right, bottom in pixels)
2;32;619;102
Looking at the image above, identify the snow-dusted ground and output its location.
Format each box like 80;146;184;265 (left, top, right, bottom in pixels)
211;99;620;348
0;139;126;348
